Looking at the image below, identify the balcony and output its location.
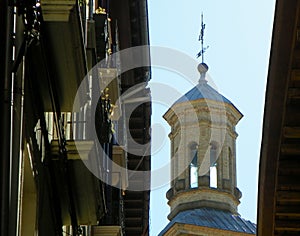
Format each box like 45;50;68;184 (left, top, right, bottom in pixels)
33;0;88;111
50;139;104;225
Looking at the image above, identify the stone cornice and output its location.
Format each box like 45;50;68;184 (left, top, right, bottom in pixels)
167;188;240;220
41;0;76;22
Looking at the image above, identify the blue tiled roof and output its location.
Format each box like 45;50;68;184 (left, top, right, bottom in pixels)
158;208;256;235
174;81;233;105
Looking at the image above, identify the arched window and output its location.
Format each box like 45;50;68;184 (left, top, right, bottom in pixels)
229;147;233;185
190;144;198;188
210;143;218;188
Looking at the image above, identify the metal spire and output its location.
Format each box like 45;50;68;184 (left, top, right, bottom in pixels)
197;13;209;63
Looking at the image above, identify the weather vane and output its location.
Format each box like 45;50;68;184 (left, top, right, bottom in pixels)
197;13;209;63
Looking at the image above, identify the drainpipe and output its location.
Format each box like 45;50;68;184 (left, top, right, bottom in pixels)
139;0;151;83
9;3;31;231
9;52;26;236
88;0;94;20
0;1;14;235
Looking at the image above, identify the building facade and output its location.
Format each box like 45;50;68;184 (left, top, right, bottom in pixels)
257;0;300;234
0;0;151;235
159;63;256;235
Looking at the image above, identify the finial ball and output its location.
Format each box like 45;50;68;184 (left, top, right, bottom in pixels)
197;63;209;74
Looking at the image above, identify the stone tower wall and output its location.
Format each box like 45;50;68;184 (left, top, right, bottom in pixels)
164;99;243;219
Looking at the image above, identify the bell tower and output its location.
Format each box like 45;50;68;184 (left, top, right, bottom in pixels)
159;15;256;235
163;62;243;220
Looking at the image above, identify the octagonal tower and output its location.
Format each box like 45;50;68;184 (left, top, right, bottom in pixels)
163;63;243;220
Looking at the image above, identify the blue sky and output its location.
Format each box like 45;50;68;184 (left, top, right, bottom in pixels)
147;1;276;235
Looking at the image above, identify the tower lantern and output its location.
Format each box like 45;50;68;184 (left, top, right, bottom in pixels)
163;62;243;220
159;16;256;235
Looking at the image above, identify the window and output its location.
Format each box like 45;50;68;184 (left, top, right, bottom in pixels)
190;144;198;188
210;164;217;188
210;143;218;188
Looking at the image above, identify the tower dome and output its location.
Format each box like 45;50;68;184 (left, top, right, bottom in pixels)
174;63;233;106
